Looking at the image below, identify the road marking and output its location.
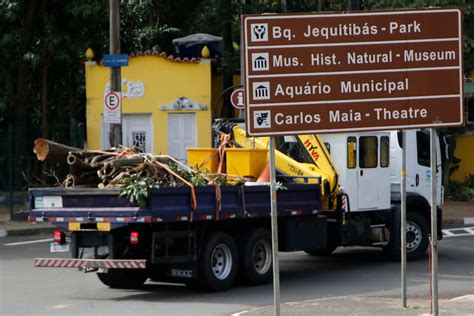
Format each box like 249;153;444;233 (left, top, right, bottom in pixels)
230;306;267;316
442;226;474;238
52;304;70;310
3;238;52;246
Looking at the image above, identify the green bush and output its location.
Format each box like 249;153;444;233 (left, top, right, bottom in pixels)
447;175;474;201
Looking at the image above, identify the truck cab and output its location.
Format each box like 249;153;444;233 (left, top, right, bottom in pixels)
321;130;443;212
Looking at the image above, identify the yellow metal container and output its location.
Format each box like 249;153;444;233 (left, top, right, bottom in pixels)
187;148;219;173
226;148;268;179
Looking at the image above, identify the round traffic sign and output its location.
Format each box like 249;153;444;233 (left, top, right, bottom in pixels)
104;91;121;110
230;88;245;110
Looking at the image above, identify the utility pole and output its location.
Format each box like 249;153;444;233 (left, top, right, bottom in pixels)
109;0;122;147
430;129;439;315
401;131;407;307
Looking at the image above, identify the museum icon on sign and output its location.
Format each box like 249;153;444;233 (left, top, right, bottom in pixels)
252;82;270;100
251;53;269;71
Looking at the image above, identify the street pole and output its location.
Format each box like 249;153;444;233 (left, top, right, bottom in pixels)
430;128;439;316
240;2;244;119
401;131;407;308
269;137;281;316
109;0;122;147
8;125;14;220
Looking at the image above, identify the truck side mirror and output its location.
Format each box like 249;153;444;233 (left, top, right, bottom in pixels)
441;135;455;162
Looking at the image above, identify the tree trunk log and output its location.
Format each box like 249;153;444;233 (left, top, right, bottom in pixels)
33;138;83;163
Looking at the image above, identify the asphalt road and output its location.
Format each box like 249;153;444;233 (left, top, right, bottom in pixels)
0;232;473;316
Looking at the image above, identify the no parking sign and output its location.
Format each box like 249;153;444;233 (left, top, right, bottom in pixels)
103;91;122;123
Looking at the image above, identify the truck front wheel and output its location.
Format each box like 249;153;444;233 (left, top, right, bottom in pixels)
198;232;238;291
239;228;272;286
405;212;429;258
385;211;429;260
97;269;147;289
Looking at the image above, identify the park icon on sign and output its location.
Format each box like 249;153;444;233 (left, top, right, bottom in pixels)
251;23;268;42
252;82;270;100
253;110;271;128
252;53;269;71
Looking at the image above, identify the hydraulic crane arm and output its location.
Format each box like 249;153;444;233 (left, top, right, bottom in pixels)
213;120;340;210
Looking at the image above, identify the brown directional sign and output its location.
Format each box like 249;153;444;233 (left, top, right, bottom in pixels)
242;8;463;136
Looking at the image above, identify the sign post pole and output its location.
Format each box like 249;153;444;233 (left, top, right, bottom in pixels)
269;136;281;316
430;128;439;316
109;0;122;147
401;130;407;308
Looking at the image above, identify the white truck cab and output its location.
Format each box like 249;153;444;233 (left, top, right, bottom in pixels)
321;129;443;213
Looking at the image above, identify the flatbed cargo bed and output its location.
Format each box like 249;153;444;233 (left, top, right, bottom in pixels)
29;183;322;229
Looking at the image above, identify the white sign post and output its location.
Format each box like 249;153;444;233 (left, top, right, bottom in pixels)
103;91;122;124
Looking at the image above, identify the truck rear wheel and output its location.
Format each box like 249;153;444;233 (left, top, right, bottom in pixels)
97;269;147;289
239;228;272;286
198;232;238;291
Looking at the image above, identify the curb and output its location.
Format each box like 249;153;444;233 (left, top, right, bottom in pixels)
5;227;56;237
443;218;465;227
0;226;56;237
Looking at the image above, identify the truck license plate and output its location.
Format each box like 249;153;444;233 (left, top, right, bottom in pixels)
50;243;69;253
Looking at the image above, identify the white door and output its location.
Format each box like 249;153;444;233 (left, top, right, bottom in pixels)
406;130;442;206
357;135;379;210
101;114;153;153
357;135;391;210
123;115;153;153
168;113;197;161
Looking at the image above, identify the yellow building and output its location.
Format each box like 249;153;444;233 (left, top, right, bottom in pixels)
85;51;219;160
450;76;474;182
450;134;474;182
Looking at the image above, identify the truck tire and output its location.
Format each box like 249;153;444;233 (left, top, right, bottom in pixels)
384;212;429;260
97;269;147;289
239;228;272;286
198;232;238;291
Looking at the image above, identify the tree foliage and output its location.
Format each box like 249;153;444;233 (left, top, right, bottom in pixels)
0;0;472;189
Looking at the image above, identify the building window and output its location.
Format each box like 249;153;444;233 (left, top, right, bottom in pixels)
380;136;390;168
359;136;378;168
347;137;357;169
132;131;146;153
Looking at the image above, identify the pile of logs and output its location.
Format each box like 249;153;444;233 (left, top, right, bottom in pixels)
33;138;195;188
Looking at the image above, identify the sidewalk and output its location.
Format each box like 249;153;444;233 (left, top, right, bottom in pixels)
0;201;472;237
233;295;474;316
442;201;474;226
0;207;55;237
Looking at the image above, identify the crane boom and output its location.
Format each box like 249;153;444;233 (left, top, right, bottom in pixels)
214;120;340;210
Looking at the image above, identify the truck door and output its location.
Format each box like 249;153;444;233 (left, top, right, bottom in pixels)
406;130;442;205
326;133;391;212
350;135;391;211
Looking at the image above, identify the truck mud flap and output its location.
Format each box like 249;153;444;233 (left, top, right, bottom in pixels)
34;258;146;269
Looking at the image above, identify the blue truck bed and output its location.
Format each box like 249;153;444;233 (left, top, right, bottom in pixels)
29;183;322;229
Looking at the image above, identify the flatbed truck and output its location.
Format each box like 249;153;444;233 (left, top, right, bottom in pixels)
29;121;443;291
